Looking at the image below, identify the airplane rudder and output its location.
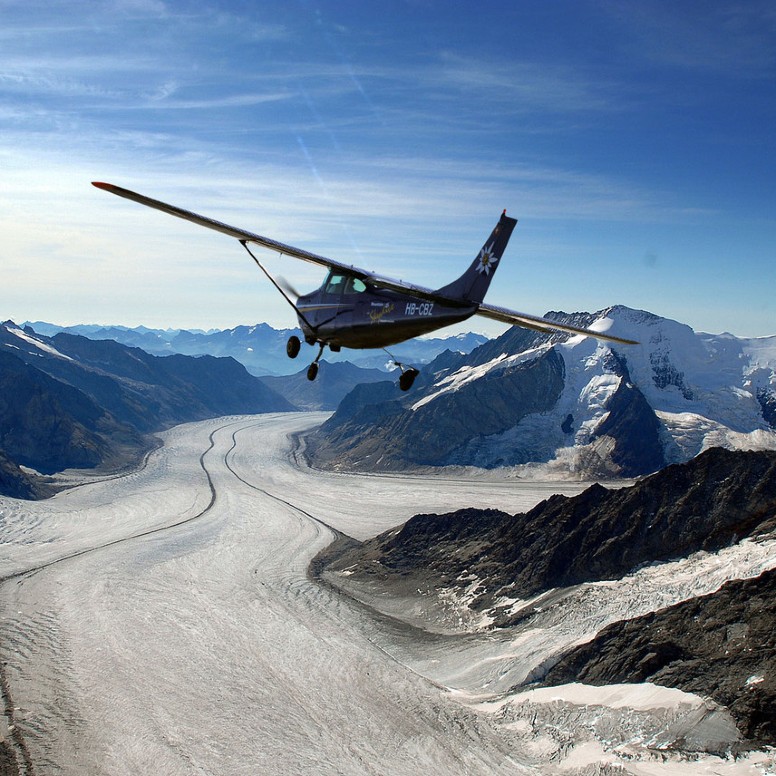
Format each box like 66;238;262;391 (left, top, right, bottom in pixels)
436;211;517;303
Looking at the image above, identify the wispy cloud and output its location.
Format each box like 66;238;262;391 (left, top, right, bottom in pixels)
432;53;617;114
1;1;774;335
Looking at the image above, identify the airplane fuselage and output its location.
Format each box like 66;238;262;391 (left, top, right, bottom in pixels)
296;271;477;349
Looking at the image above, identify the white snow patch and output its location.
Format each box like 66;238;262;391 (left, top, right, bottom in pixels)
5;324;74;361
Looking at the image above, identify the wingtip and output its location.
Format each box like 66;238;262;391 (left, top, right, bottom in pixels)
92;181;111;190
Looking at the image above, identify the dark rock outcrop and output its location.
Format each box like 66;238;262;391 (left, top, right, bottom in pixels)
0;449;53;500
321;447;776;611
541;568;776;749
592;351;666;475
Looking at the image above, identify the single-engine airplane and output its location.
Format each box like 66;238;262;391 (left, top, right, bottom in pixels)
93;182;637;391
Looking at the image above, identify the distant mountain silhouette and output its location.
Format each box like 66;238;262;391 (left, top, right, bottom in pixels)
25;321;488;377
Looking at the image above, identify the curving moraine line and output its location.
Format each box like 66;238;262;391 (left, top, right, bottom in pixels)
0;419;241;776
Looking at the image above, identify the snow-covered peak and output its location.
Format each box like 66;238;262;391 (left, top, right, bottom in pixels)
2;322;74;362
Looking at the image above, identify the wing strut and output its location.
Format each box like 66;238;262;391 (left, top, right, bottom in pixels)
240;241;317;333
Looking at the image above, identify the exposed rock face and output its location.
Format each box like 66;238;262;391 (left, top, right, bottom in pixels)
0;350;131;474
0;449;52;500
320;447;776;610
306;347;566;470
593;351;665;475
541;568;776;749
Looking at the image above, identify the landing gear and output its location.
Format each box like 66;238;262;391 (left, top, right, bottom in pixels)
286;335;301;359
399;367;419;392
306;342;326;381
383;348;419;391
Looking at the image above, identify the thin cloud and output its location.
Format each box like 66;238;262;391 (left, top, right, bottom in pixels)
433;53;617;114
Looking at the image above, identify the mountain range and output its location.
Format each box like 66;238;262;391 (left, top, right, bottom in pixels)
25;321;488;376
0;321;292;497
305;305;776;478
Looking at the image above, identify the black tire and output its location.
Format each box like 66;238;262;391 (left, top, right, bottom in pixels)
307;362;319;381
399;368;418;391
287;335;301;359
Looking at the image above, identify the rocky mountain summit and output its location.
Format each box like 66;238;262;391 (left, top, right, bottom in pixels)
306;306;776;477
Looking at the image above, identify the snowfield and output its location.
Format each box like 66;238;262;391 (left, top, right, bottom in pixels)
0;413;773;775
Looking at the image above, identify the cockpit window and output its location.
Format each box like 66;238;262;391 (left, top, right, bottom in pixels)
324;274;367;296
324;274;346;295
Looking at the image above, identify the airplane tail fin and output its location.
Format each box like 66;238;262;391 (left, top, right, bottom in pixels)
436;211;518;304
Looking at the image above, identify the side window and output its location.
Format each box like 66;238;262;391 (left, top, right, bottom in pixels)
345;277;367;295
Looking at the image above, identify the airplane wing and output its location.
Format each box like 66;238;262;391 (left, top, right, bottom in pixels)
92;181;472;306
92;181;365;277
475;302;639;345
93;182;638;345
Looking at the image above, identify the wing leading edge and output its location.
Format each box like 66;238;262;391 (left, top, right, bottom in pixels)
92;182;637;346
91;181;359;275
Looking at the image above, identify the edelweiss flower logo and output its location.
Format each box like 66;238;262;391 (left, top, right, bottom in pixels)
476;242;499;275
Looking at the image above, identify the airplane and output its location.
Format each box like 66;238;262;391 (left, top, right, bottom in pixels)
92;182;638;391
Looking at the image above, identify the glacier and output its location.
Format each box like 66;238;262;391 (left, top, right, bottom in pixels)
0;413;773;775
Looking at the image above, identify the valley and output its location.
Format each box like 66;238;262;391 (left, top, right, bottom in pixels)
0;414;773;775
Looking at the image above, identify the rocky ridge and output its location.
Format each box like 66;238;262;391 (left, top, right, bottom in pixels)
541;568;776;749
316;447;776;747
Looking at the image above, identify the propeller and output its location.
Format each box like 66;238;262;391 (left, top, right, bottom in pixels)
276;275;301;301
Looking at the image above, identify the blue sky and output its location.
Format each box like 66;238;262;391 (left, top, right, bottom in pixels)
2;0;775;337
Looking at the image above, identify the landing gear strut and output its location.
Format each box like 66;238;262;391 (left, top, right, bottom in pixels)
383;348;419;391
